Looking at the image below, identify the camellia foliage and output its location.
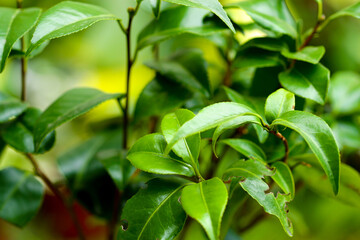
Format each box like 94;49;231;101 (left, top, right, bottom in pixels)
0;0;360;239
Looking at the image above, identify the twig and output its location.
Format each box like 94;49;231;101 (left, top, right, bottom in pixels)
268;129;289;163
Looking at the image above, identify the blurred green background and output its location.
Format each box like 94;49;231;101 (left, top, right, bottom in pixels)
0;0;360;239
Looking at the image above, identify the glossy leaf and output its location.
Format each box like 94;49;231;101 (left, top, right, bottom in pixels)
281;46;325;64
33;88;123;150
265;88;295;123
27;1;117;54
230;0;297;38
0;7;41;72
163;0;235;33
181;177;228;240
0;98;27;124
220;139;266;162
165;102;263;154
162;109;200;169
272;111;340;194
149;0;161;18
0;167;44;227
279;62;330;104
127;133;195;177
223;159;293;236
234;48;285;69
271;161;295;199
119;179;186;240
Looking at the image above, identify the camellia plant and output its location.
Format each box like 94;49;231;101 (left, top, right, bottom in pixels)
0;0;360;239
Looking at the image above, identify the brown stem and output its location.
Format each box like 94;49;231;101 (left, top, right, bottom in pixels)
25;154;85;240
107;190;122;240
269;130;289;163
16;0;27;101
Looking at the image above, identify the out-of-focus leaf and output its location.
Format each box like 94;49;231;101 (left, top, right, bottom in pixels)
0;167;44;227
272;111;340;194
0;96;27;124
271;161;295;199
233;48;285;69
181;177;228;240
149;0;161;18
0;7;41;72
220;139;266;162
281;46;325;64
320;2;360;30
332;121;360;150
27;1;117;54
265;88;295;123
33;88;123;150
163;0;235;33
127;133;195;177
118;179;186;240
223;159;293;236
240;37;288;52
279;62;329;105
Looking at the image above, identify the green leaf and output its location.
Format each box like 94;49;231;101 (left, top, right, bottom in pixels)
320;2;360;30
165;102;263;154
332;121;360;150
127;133;195;177
149;0;161;18
0;7;41;72
137;6;227;49
240;37;288;52
265;88;295;123
33;88;123;150
220;139;266;162
271;111;340;194
134;76;192;120
223;159;293;236
181;177;228;240
279;62;330;105
119;178;186;240
164;0;235;33
0;97;27;124
271;161;295;199
328;71;360;115
234;48;285;69
0;167;44;227
162;109;200;169
27;1;117;54
281;46;325;64
230;0;296;38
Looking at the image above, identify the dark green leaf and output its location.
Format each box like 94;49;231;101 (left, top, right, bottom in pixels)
234;48;285;69
271;161;295;199
181;177;228;240
149;0;161;18
0;7;41;72
279;62;330;104
271;111;340;194
27;1;117;54
240;37;288;52
0;167;44;227
223;159;293;236
119;179;186;240
127;133;195;177
164;0;235;33
0;100;27;124
33;88;123;150
220;139;266;162
281;46;325;64
265;88;295;123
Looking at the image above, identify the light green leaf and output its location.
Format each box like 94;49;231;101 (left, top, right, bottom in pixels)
149;0;161;18
119;179;186;240
281;46;325;64
27;1;117;54
223;159;293;236
164;0;235;33
33;88;123;150
0;7;41;72
127;133;195;177
220;139;266;162
332;121;360;150
0;167;44;227
279;62;330;105
320;2;360;31
272;111;340;194
271;161;295;199
165;102;263;154
265;88;295;123
181;177;228;240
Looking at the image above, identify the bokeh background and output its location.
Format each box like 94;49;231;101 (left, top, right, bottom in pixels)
0;0;360;239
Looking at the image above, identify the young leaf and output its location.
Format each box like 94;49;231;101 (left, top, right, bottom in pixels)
149;0;161;18
0;167;44;227
119;179;186;240
279;62;330;105
33;88;123;150
265;88;295;123
163;0;235;33
223;159;293;236
27;1;117;54
165;102;263;154
220;139;267;162
271;161;295;199
281;46;325;64
162;109;200;169
181;177;228;240
0;7;41;72
127;133;195;177
271;111;340;194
